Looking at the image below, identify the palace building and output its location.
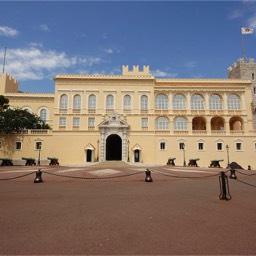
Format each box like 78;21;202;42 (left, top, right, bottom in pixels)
1;59;256;168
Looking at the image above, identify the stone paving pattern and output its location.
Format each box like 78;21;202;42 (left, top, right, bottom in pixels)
0;162;256;255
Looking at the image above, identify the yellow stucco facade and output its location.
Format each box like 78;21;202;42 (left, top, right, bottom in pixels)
1;62;256;168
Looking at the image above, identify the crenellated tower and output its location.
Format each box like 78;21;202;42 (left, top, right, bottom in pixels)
228;58;256;130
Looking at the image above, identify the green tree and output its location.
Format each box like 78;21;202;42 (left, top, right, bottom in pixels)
0;95;50;134
0;95;9;111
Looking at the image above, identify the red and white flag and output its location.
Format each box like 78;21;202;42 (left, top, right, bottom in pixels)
241;27;253;34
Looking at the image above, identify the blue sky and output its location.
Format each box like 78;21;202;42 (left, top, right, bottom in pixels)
0;1;256;93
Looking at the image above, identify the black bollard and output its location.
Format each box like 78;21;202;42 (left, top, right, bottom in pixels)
34;169;43;183
145;169;153;182
219;171;231;200
229;168;237;180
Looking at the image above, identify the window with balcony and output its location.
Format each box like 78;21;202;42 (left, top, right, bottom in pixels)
141;95;148;110
227;94;241;110
123;95;131;111
173;94;186;110
155;94;168;110
40;109;47;122
73;117;80;128
106;95;114;110
73;95;81;110
191;94;205;110
174;117;187;130
59;117;66;127
209;94;222;110
155;117;169;130
60;94;68;109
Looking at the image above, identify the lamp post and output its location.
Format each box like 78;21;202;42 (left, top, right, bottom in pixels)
37;142;42;166
182;143;186;166
97;140;99;161
127;140;130;162
226;145;230;168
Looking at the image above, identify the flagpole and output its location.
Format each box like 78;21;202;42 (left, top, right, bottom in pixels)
240;26;246;60
2;47;7;73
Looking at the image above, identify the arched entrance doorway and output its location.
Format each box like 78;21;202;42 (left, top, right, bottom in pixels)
106;134;122;160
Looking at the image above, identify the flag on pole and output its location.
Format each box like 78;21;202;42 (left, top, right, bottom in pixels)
241;27;253;34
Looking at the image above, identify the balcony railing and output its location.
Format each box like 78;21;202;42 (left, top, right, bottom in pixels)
173;130;189;135
192;130;207;134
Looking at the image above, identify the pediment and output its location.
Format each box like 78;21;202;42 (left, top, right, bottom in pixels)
85;143;95;150
99;112;129;128
132;143;142;150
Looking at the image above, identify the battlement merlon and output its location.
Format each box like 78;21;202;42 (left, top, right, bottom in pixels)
0;72;19;94
122;65;150;76
228;58;256;72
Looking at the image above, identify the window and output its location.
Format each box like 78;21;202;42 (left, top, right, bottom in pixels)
236;142;242;151
174;117;187;130
191;94;204;110
59;117;66;127
179;142;185;150
88;117;95;127
123;95;131;109
35;141;42;150
155;117;169;130
209;94;222;110
73;117;80;127
40;109;47;122
252;73;255;80
141;118;148;128
173;94;186;110
60;94;68;109
106;95;114;109
88;94;96;109
217;142;223;151
160;142;166;150
141;95;148;110
227;94;241;110
73;95;81;109
198;142;204;151
155;94;168;110
15;141;22;150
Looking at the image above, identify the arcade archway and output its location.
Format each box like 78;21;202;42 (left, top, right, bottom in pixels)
106;134;122;160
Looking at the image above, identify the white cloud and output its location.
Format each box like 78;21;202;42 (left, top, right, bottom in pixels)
39;24;49;31
184;61;197;69
152;69;178;78
1;47;102;81
248;15;256;29
0;26;18;37
228;9;244;20
104;48;114;54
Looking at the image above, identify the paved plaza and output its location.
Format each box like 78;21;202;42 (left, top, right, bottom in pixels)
0;162;256;255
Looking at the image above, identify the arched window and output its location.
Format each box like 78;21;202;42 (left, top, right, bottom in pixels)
40;109;47;122
155;94;168;109
123;95;131;109
140;95;148;110
173;94;186;110
88;94;96;109
174;117;187;130
22;107;32;113
73;95;81;109
227;94;241;110
60;94;68;109
106;95;114;109
191;94;204;110
209;94;222;110
155;117;169;130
